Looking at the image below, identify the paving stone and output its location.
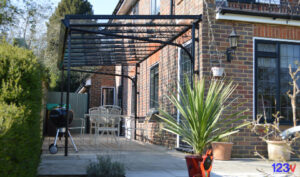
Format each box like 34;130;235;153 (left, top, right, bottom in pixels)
38;136;300;177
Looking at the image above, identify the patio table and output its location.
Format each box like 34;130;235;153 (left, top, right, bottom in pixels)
84;113;124;144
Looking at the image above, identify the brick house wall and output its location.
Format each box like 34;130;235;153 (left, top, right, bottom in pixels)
120;0;300;157
89;66;116;108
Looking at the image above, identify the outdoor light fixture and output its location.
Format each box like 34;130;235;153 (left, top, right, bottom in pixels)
226;29;239;62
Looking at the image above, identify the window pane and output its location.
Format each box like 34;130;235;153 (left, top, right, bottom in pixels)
131;78;136;114
257;57;277;121
150;65;159;108
257;43;276;52
255;0;280;5
151;0;160;14
151;0;156;14
279;44;300;123
180;44;192;93
102;88;114;105
156;0;160;14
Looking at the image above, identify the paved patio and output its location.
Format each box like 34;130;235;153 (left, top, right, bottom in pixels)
38;135;300;177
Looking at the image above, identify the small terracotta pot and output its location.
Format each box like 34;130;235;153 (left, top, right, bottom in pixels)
212;142;233;160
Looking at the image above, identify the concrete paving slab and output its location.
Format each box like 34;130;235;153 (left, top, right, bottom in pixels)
38;136;300;177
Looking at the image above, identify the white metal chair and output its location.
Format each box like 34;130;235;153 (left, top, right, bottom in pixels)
69;117;86;135
102;105;121;143
89;107;99;134
96;107;109;142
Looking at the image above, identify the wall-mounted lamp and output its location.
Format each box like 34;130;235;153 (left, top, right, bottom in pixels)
226;29;239;62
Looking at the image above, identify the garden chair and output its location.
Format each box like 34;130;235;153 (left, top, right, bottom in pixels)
102;105;121;144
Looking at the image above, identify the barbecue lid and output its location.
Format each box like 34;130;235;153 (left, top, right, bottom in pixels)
49;107;73;127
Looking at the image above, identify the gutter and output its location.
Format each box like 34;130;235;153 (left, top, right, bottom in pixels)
112;0;124;15
218;8;300;21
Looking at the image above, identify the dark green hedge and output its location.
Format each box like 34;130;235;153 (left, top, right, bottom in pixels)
0;41;44;177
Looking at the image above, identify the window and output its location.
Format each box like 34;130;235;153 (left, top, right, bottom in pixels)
132;2;139;15
150;64;159;108
255;0;280;5
131;78;136;114
102;88;114;105
227;0;279;4
255;40;300;124
178;43;192;148
151;0;160;15
179;43;192;93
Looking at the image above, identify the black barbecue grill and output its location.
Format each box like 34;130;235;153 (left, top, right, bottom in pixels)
49;108;73;127
48;107;78;154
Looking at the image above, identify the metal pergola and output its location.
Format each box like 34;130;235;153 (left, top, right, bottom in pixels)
58;14;202;156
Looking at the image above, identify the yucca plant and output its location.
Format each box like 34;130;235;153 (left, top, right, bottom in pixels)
158;77;249;155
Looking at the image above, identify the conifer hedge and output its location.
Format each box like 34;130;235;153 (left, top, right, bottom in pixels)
0;41;44;177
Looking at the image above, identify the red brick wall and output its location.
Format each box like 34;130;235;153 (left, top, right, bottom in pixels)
121;0;300;157
89;66;115;108
201;0;300;157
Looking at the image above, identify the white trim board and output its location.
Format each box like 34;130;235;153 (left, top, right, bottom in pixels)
216;12;300;27
176;40;192;148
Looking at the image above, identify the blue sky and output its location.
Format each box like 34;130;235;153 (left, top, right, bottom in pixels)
89;0;120;14
52;0;120;14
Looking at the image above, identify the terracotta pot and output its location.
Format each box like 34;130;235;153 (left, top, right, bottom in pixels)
185;155;212;177
266;140;291;161
212;142;233;160
211;67;224;77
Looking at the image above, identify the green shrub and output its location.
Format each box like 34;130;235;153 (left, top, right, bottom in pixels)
86;156;125;177
0;41;43;177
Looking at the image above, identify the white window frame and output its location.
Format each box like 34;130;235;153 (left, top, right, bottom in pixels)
150;0;160;15
176;40;192;148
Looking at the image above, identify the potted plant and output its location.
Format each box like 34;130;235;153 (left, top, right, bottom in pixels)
211;137;234;161
157;77;248;177
248;112;292;161
248;64;300;161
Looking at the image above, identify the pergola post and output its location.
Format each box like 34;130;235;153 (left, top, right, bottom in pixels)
60;66;64;107
65;31;71;156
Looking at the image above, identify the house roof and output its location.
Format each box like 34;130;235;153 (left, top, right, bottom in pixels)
58;14;202;68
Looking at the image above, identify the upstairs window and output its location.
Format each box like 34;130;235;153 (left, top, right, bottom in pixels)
150;64;159;108
151;0;160;15
256;0;280;5
132;2;139;15
227;0;280;4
